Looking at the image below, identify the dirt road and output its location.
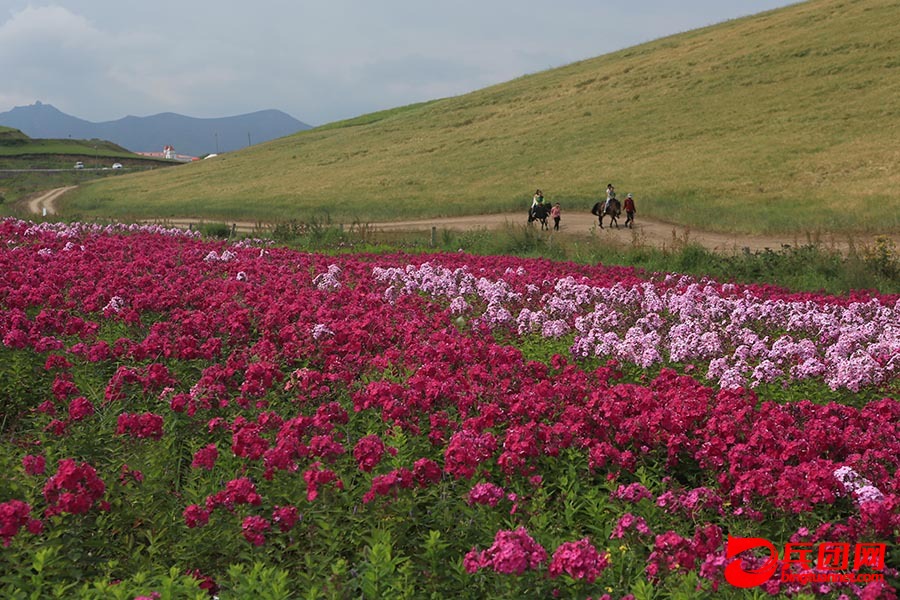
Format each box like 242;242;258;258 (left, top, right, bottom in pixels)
25;187;894;253
26;186;76;216
362;212;882;253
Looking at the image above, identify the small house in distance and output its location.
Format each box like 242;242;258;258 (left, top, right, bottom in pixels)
135;145;198;162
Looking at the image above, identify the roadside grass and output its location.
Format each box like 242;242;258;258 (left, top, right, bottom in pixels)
63;0;900;234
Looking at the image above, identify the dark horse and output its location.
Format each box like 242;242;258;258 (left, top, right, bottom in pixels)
529;203;550;230
591;198;621;229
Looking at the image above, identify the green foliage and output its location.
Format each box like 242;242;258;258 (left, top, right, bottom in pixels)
358;529;414;599
862;236;900;280
0;347;52;435
0;547;80;599
219;563;293;600
197;222;233;239
73;567;208;600
513;334;574;365
270;218;351;248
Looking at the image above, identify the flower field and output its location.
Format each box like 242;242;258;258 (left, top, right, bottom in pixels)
1;218;898;599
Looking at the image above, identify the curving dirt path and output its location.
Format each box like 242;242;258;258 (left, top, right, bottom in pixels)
25;187;895;254
26;186;77;216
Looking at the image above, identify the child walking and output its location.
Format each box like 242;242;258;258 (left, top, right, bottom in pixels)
550;202;561;231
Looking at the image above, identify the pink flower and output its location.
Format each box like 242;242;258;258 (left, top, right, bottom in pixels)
191;443;219;470
308;434;346;460
204;477;263;512
231;422;269;459
353;434;387;472
464;548;482;573
548;538;609;583
469;527;547;575
612;482;653;503
362;468;414;504
183;504;210;528
272;505;300;532
444;430;497;480
115;412;164;440
467;482;505;507
413;458;442;487
241;515;271;546
0;499;32;546
303;462;343;502
610;513;652;538
67;396;94;421
22;454;46;476
42;459;106;517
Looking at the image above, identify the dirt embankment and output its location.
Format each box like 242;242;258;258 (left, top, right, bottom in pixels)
25;187;895;254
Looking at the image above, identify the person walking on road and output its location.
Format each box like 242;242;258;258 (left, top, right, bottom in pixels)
624;193;636;228
550;202;561;231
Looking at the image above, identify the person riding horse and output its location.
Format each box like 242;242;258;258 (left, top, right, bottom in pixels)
529;200;551;230
591;197;621;229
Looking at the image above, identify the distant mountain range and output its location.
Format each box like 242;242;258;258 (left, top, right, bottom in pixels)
0;102;312;157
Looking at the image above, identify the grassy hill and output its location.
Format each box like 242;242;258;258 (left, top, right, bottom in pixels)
65;0;900;234
0;126;136;161
0;127;29;144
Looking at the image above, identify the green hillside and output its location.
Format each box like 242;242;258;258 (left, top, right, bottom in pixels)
66;0;900;234
0;126;30;143
0;127;135;159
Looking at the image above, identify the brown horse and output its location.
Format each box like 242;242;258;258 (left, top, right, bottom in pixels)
591;198;621;229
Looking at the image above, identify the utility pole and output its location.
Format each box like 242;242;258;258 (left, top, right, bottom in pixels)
247;132;252;147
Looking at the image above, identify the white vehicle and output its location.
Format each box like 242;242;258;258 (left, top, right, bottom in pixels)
74;161;84;169
111;163;123;169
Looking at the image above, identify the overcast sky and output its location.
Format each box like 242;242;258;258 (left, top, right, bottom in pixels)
1;1;798;126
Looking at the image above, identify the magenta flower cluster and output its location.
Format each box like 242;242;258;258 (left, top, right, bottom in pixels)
0;217;897;597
